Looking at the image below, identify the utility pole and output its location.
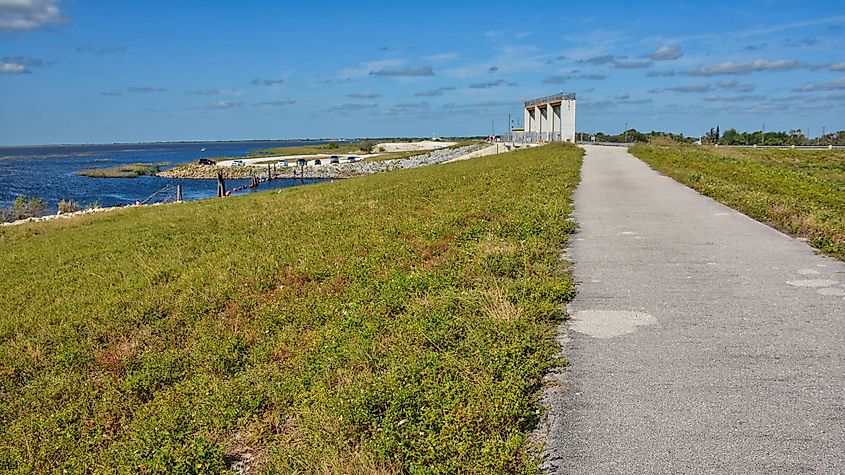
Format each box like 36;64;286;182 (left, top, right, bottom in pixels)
491;119;495;140
762;123;765;145
624;122;628;143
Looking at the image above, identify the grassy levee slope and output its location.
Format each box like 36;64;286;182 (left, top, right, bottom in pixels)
0;144;582;474
631;144;845;259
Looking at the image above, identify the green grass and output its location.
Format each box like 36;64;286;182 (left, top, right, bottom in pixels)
631;143;845;259
0;144;582;473
78;162;171;178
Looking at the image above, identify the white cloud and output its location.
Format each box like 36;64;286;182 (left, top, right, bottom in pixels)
831;62;845;72
253;100;296;107
647;46;683;61
468;79;506;89
793;76;845;92
613;59;652;69
414;87;455;97
327;102;378;112
348;92;381;99
340;58;405;79
441;45;546;79
370;66;434;77
703;94;766;102
128;86;167;93
205;101;244;110
0;0;66;32
649;83;712;93
0;60;27;73
422;53;458;63
687;59;804;76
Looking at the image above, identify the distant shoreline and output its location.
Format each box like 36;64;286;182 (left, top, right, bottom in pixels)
0;139;332;149
0;136;483;149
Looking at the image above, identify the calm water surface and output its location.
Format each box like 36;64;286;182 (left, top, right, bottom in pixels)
0;141;328;212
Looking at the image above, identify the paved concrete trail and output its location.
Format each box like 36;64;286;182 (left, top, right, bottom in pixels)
542;145;845;473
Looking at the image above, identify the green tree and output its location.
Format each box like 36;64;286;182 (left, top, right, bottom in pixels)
360;139;376;153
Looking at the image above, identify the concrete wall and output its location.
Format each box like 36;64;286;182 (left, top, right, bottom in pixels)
521;97;576;142
540;106;548;133
561;98;576;142
524;108;531;133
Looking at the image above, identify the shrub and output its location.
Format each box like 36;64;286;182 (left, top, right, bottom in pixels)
58;199;80;214
14;195;47;220
360;139;376;154
1;196;48;223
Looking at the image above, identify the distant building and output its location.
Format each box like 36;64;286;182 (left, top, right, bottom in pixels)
518;92;576;143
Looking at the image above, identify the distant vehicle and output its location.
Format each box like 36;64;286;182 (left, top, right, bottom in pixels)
346;156;357;163
231;160;245;167
277;159;289;167
314;159;322;165
297;158;307;166
330;156;340;164
197;158;215;166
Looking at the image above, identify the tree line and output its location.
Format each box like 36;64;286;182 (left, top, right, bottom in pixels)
581;128;845;146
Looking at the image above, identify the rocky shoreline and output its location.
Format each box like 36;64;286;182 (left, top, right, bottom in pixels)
157;144;485;180
3;145;488;227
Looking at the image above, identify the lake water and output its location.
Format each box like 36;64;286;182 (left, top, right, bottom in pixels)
0;140;328;212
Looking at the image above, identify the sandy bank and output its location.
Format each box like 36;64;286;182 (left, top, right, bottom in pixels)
375;140;456;153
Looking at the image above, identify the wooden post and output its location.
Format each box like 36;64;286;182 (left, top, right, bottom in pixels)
216;172;226;197
176;184;183;203
267;164;272;181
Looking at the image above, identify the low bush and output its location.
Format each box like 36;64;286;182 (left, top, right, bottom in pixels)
0;195;47;222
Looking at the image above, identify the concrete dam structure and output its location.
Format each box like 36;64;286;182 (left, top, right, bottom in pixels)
521;92;576;143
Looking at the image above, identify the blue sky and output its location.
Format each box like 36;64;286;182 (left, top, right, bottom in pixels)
1;0;844;145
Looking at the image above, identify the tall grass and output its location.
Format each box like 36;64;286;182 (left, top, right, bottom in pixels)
0;144;582;473
77;162;170;178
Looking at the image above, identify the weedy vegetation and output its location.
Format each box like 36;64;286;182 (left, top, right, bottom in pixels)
0;144;582;473
77;162;171;178
631;143;845;259
0;195;47;223
58;199;81;214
